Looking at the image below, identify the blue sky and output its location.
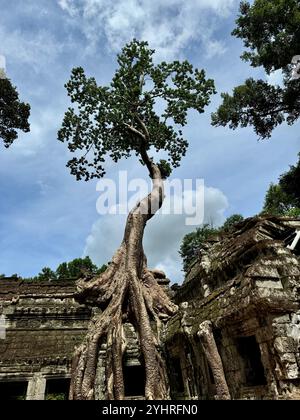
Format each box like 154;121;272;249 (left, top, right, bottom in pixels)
0;0;299;282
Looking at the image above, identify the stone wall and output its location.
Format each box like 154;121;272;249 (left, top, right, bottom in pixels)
0;280;91;400
165;217;300;400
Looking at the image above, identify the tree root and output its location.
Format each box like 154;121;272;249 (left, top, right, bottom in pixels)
69;247;177;400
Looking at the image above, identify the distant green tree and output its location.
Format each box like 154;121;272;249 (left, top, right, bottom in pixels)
212;0;300;138
279;154;300;207
262;183;296;215
261;153;300;217
56;257;100;280
180;215;246;272
97;264;108;275
222;214;244;232
67;257;98;278
36;267;57;282
56;262;69;279
0;78;30;147
179;225;219;272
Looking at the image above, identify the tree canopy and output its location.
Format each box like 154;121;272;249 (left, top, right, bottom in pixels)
262;154;300;216
0;257;107;282
180;214;244;272
180;224;218;272
58;39;216;180
212;0;300;138
262;183;295;216
222;214;244;232
279;153;300;207
0;77;30;147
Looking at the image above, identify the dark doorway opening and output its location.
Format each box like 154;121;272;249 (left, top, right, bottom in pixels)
123;364;145;397
45;378;70;400
170;357;185;395
236;336;267;386
0;381;28;400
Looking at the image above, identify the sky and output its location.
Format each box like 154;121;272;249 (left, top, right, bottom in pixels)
0;0;299;283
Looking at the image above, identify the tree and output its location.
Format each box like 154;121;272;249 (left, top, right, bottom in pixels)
211;0;300;138
262;183;296;215
56;262;69;280
279;154;300;207
58;39;215;400
56;256;99;280
222;214;244;232
179;215;244;272
261;154;300;216
180;225;219;272
46;257;103;281
0;77;30;147
36;267;57;282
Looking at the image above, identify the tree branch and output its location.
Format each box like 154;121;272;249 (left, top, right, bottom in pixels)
124;121;156;177
135;114;150;141
123;123;146;141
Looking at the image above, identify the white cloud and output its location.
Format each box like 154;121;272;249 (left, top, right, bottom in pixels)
57;0;238;59
58;0;79;17
83;184;228;283
0;26;64;72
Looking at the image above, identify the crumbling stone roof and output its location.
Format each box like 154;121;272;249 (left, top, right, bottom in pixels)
180;216;300;299
0;279;77;301
165;217;300;340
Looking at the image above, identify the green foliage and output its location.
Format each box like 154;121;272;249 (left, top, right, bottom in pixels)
55;262;69;279
279;153;300;207
262;183;294;215
222;214;244;232
21;257;107;282
212;0;300;138
1;258;107;282
0;78;30;147
262;154;300;217
179;225;219;272
45;393;67;400
57;256;98;279
233;0;300;73
58;39;215;180
36;267;57;282
97;264;108;274
284;207;300;217
180;215;245;272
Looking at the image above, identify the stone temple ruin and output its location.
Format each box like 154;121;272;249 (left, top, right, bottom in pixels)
0;216;300;400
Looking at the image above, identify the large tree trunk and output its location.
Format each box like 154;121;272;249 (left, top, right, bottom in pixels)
69;162;177;400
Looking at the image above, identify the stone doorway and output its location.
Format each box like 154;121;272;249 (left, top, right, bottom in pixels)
123;364;146;398
236;336;267;386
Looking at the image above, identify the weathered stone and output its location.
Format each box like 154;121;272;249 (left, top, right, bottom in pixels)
166;216;300;400
274;337;297;354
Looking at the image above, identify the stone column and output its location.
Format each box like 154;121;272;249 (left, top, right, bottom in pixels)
26;374;46;400
198;321;231;400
